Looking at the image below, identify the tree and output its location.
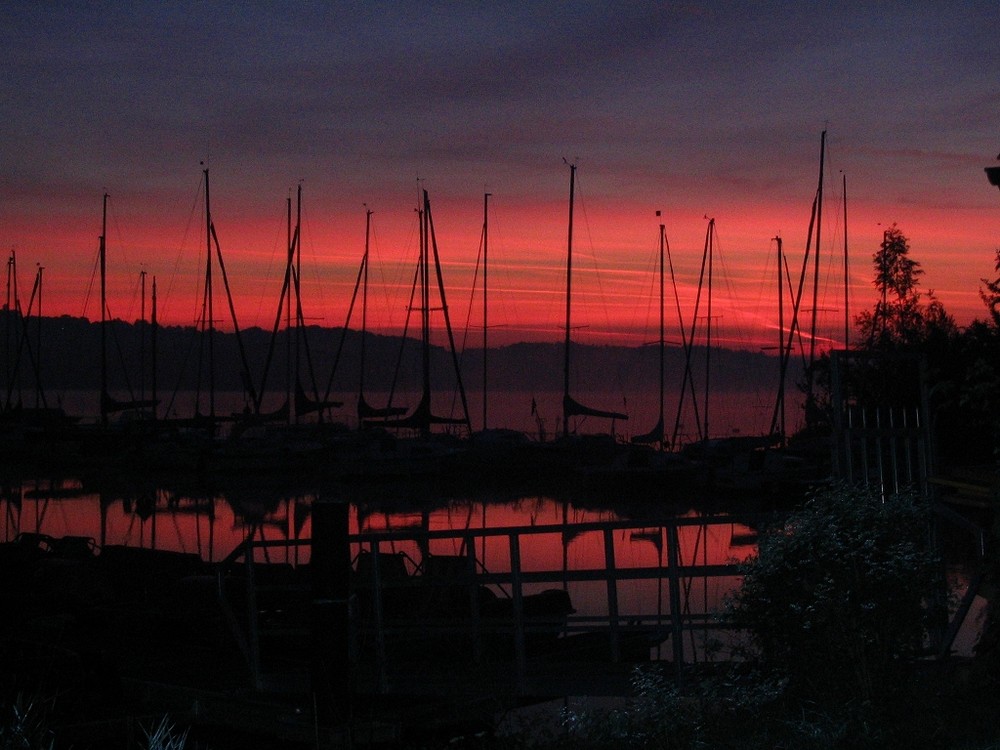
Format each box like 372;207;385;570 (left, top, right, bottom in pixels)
854;224;955;348
800;226;955;436
979;248;1000;328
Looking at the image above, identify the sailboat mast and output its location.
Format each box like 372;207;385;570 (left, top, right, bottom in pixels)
360;208;372;402
5;252;17;410
204;166;215;420
563;162;575;438
774;235;786;441
4;253;10;405
35;264;42;411
808;130;826;382
843;172;850;348
427;192;472;435
151;276;158;420
657;213;665;445
704;219;714;440
294;183;302;424
421;194;431;419
140;269;146;404
482;191;490;432
100;192;108;427
286;192;293;417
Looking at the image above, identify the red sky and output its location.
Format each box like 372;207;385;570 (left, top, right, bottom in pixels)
3;3;999;354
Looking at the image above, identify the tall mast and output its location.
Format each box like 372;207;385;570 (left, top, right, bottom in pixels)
774;235;786;441
562;162;575;438
421;196;431;425
4;252;11;404
4;252;18;410
842;172;850;348
633;214;668;448
559;163;627;435
704;219;714;440
360;208;372;401
140;269;146;404
286;191;293;417
807;130;826;388
35;264;43;410
770;189;818;437
426;191;472;435
151;276;158;420
9;252;17;313
294;182;302;424
100;192;108;427
204;166;215;420
482;191;490;432
656;213;665;445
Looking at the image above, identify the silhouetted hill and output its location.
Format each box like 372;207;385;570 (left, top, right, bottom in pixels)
1;313;798;411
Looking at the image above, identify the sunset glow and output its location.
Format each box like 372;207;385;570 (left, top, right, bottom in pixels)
2;4;998;354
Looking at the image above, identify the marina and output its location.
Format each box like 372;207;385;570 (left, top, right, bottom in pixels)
2;475;772;746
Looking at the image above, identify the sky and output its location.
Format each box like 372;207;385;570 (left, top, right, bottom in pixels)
3;2;999;353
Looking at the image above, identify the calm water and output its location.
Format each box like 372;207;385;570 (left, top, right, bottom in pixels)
49;385;797;442
2;475;759;661
2;474;983;660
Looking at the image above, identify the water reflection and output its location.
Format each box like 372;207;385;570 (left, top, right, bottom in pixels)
2;474;761;669
2;474;760;568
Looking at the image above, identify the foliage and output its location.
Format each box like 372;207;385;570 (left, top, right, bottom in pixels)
726;485;946;705
979;248;1000;328
555;668;703;749
854;224;926;347
0;701;196;750
143;715;190;750
499;662;945;750
799;225;964;446
852;224;956;350
513;665;786;750
0;694;55;750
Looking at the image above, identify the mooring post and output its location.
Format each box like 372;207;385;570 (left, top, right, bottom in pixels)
311;498;351;726
666;522;685;682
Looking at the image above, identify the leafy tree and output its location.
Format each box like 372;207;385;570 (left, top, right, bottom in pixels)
799;226;955;438
921;250;1000;466
979;248;1000;328
854;224;955;349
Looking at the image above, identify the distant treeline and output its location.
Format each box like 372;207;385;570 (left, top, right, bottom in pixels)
1;313;798;401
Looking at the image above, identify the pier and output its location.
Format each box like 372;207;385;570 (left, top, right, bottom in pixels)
219;510;752;704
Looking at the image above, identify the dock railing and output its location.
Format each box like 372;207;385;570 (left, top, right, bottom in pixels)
226;513;755;698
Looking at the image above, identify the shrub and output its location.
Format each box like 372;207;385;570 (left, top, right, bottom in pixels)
726;484;946;705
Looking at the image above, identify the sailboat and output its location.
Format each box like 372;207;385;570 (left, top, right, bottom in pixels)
681;135;834;499
323;207;407;424
323;190;474;479
560;162;627;436
98;192;158;426
0;251;79;465
581;213;695;494
771;129;826;438
369;190;471;437
252;184;340;427
632;213;668;448
286;186;342;422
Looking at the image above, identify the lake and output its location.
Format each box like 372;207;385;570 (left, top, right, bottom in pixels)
47;383;799;443
2;471;763;667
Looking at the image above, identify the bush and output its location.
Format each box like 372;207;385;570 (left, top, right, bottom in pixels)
726;484;946;705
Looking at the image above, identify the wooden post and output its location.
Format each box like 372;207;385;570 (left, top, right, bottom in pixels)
311;499;351;725
509;533;527;693
666;522;685;680
603;528;620;662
